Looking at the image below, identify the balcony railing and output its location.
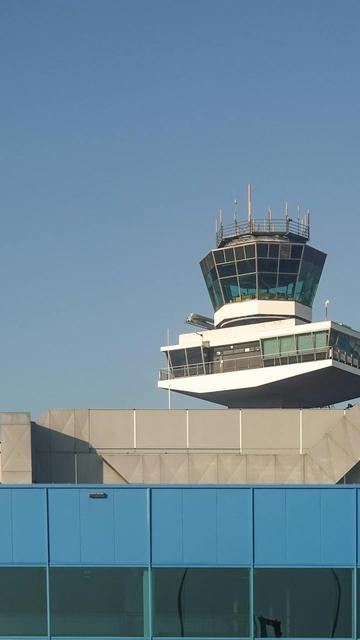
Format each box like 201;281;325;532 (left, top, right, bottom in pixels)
216;218;310;247
159;347;360;381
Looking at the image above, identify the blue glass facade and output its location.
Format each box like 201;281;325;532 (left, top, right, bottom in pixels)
0;484;359;639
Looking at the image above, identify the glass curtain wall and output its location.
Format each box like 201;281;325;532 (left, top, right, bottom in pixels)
200;242;326;311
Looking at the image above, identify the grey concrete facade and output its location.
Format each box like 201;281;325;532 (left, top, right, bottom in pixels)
2;405;360;485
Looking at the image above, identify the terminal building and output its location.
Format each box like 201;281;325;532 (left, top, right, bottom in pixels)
1;190;360;639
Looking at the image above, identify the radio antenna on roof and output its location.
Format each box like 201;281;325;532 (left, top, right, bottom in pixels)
247;184;252;222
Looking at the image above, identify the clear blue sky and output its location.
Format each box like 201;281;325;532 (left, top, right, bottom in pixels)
0;0;359;417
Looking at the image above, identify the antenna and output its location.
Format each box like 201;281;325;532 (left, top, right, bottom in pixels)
297;205;300;222
325;299;330;321
285;200;289;219
219;208;223;225
247;184;252;222
233;199;238;223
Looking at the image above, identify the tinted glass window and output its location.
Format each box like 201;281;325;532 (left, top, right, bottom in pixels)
291;244;303;259
279;244;291;258
258;273;278;299
258;258;278;272
237;259;256;275
268;244;279;258
221;277;241;303
214;249;225;264
239;274;257;299
254;568;352;638
277;273;297;298
0;567;47;636
50;567;147;637
257;244;268;257
153;568;249;638
235;245;245;260
279;259;300;273
245;243;255;258
217;263;237;278
225;248;235;262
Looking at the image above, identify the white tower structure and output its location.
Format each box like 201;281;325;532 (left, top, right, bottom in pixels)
158;189;360;408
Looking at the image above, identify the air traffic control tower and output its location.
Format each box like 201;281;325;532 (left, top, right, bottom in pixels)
159;187;360;408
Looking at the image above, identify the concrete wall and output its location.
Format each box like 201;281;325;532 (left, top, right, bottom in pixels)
0;413;32;483
31;404;360;485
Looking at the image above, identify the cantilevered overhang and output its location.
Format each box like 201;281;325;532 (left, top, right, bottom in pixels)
158;359;360;408
214;300;312;328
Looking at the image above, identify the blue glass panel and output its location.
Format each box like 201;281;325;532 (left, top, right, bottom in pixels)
152;489;182;564
286;488;321;564
79;489;115;564
217;488;252;565
321;489;355;565
0;489;12;562
12;489;47;563
254;489;286;565
48;489;81;564
182;489;217;564
114;489;148;564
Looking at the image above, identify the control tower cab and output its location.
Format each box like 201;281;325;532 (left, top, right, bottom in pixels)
158;187;360;408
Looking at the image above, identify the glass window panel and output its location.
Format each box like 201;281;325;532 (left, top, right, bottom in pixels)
225;248;235;262
200;258;207;277
291;244;303;259
297;333;314;353
214;249;225;264
245;243;255;258
186;347;202;365
279;259;300;273
268;244;279;258
254;568;352;638
217;263;237;278
152;568;249;638
239;274;257;299
50;567;146;637
257;243;268;257
295;246;326;307
221;277;241;303
170;349;187;368
279;335;296;355
279;243;291;258
213;279;224;309
235;245;245;260
277;273;297;299
263;338;279;356
258;273;278;299
314;331;328;349
207;252;215;270
258;258;278;272
0;567;47;636
330;330;360;360
237;259;256;274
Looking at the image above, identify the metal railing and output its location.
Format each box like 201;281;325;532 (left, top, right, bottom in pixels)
216;218;310;247
159;347;360;381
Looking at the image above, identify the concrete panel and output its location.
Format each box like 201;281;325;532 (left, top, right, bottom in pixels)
189;453;218;483
309;434;356;482
304;454;335;484
0;412;30;425
143;454;161;483
218;454;247;483
77;453;102;483
49;409;75;452
160;453;188;483
242;409;300;452
51;453;76;483
103;463;127;483
136;410;187;448
74;409;90;451
1;424;32;472
32;452;51;483
275;455;304;483
302;409;342;450
188;409;240;449
89;410;134;449
101;453;143;483
1;470;32;483
246;455;276;483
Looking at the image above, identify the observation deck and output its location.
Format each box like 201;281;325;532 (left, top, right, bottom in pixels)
216;217;310;248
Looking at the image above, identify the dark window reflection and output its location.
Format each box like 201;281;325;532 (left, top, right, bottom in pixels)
50;567;146;637
153;568;249;638
254;568;352;638
0;567;47;636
